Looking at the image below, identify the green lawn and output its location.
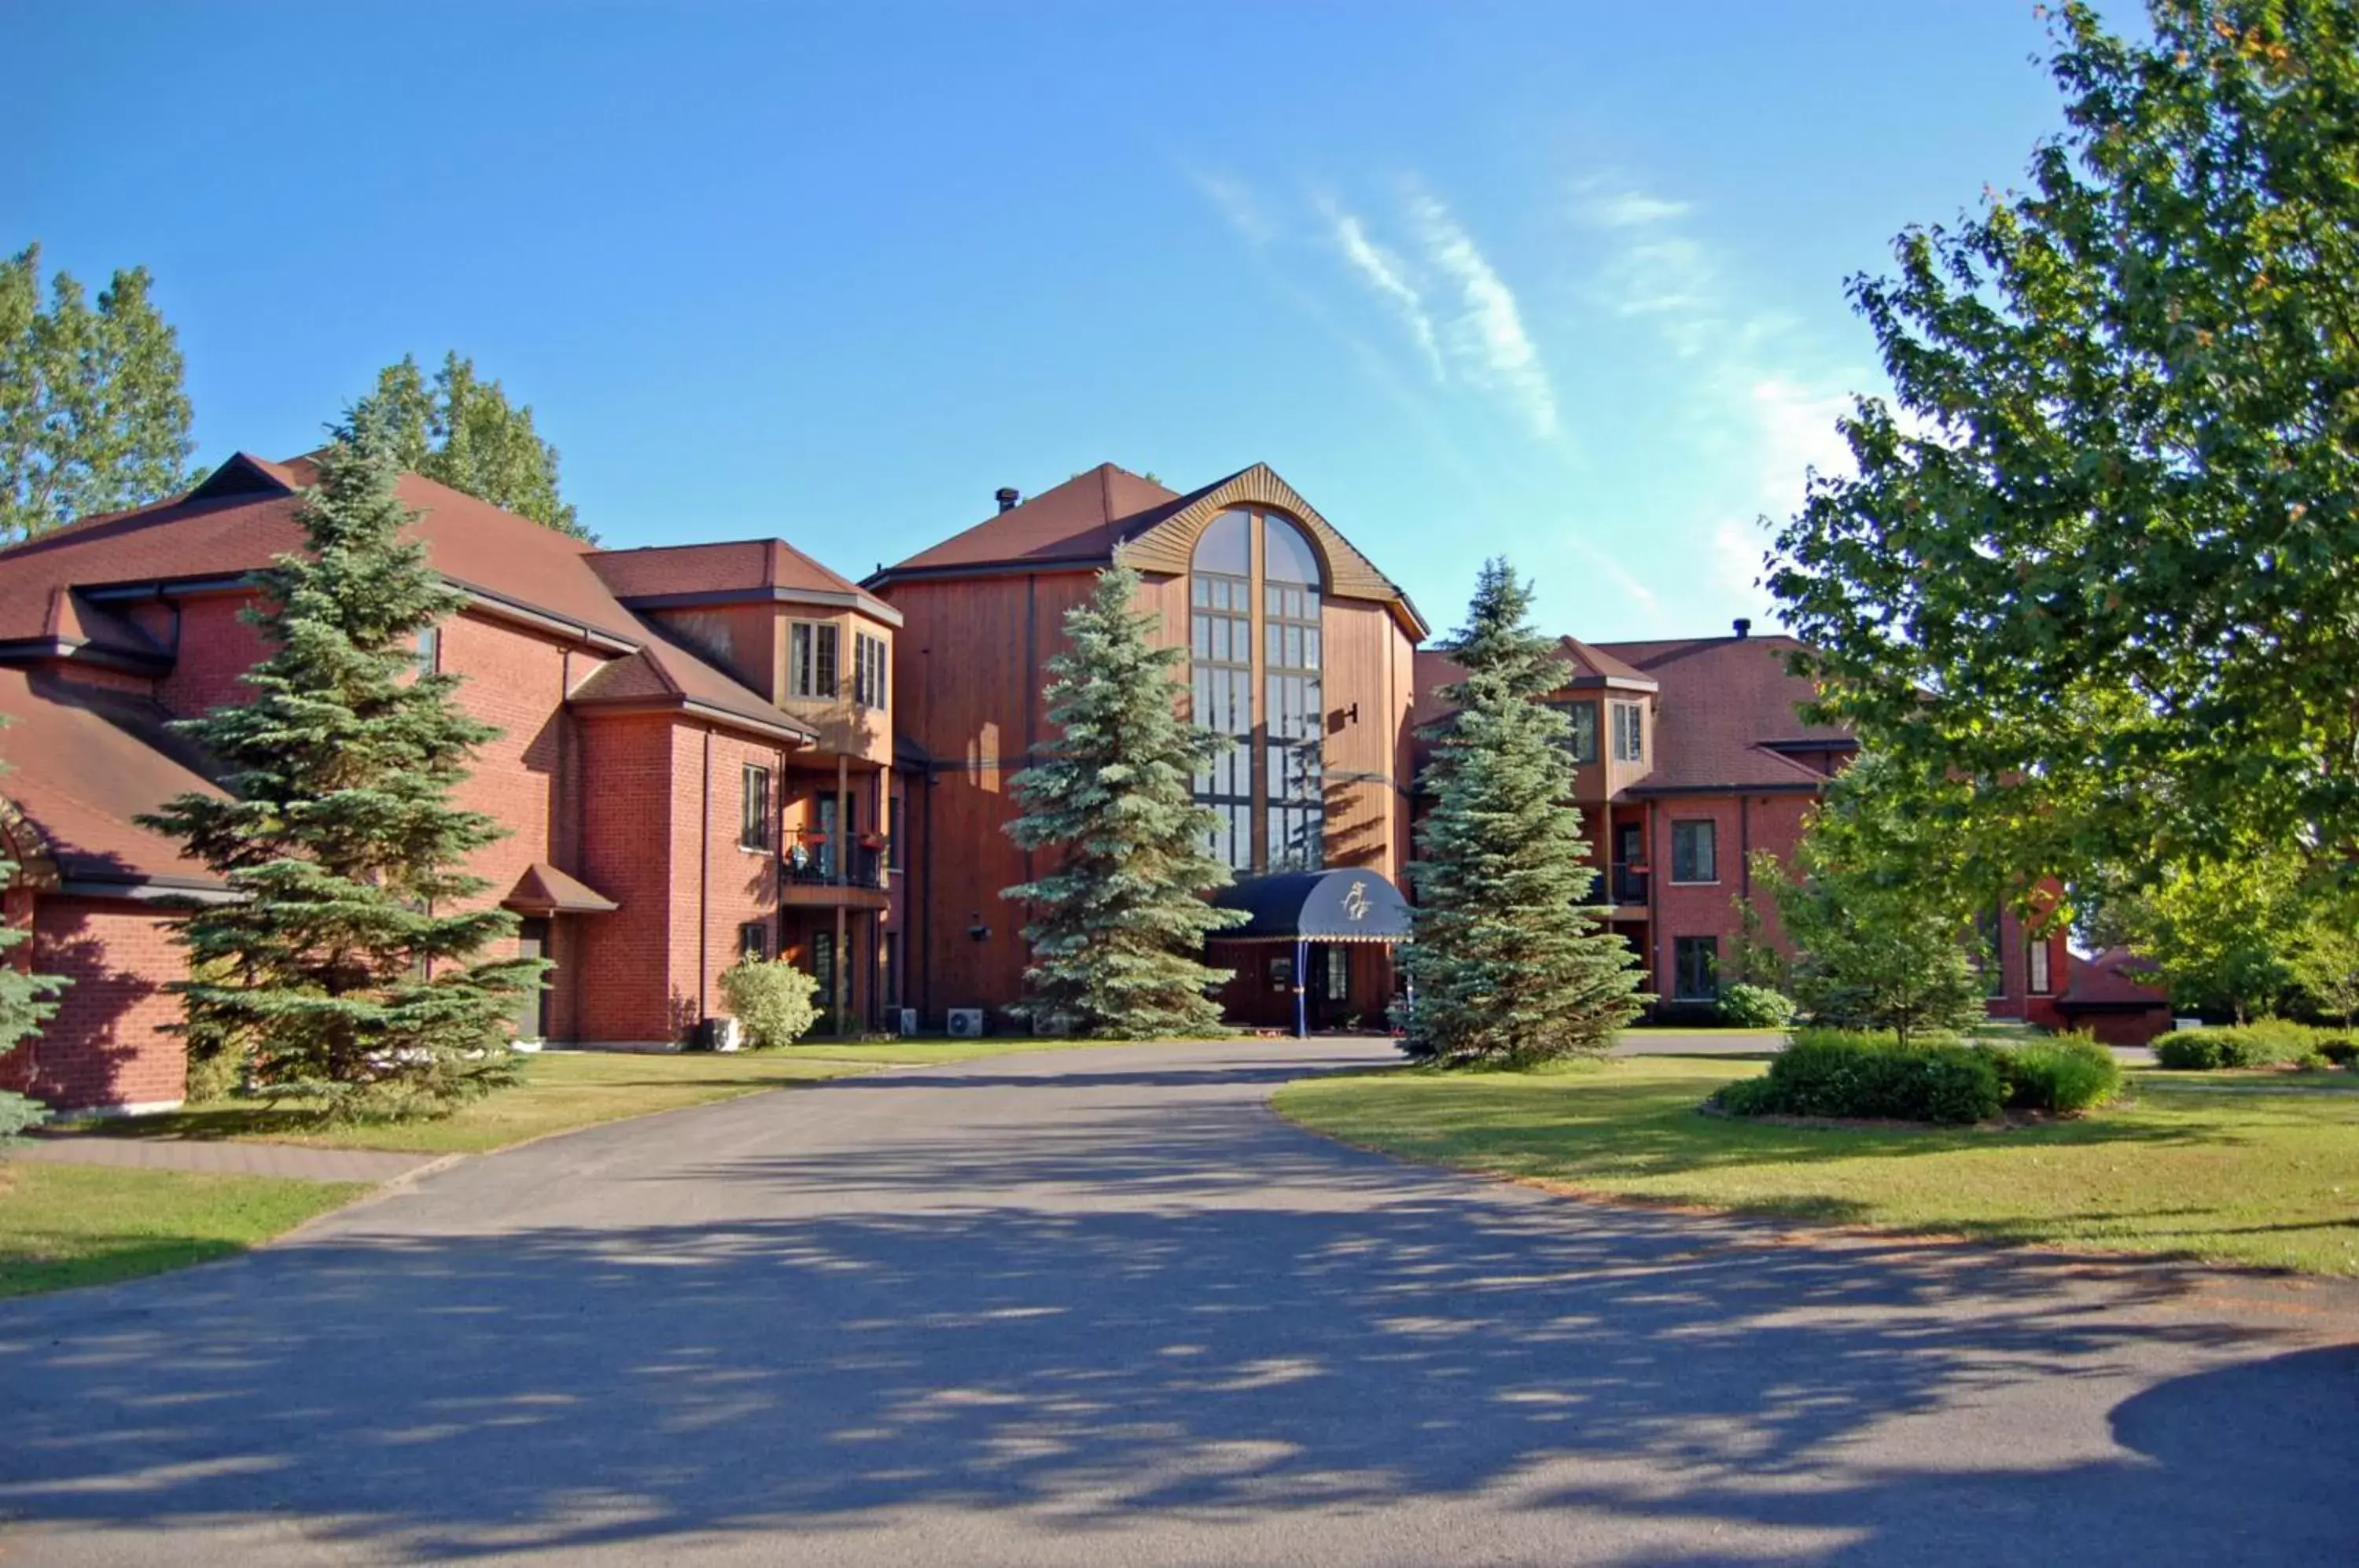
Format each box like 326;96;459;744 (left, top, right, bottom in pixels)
0;1162;366;1298
90;1035;1223;1155
1275;1055;2359;1275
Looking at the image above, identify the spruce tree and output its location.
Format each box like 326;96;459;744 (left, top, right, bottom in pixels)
1003;565;1244;1036
1402;559;1649;1066
138;410;543;1118
0;727;68;1139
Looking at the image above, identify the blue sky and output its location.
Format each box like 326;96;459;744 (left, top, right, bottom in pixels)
9;2;2088;640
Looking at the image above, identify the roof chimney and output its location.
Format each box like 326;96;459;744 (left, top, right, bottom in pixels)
995;487;1021;513
1732;617;1753;639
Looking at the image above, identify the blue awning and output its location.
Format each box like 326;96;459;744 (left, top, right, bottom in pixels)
1208;870;1412;944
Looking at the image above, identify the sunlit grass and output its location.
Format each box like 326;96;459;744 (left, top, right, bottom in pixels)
1275;1057;2359;1275
0;1163;365;1297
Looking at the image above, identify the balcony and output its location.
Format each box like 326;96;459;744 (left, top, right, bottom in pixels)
1580;866;1650;912
780;841;892;909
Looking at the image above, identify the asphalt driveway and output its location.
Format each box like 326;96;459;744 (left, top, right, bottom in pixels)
2;1038;2352;1565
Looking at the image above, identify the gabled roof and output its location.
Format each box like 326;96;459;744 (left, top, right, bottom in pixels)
2059;948;2170;1012
0;667;226;890
867;461;1427;638
0;454;819;745
1411;628;1855;797
879;464;1184;574
589;539;901;624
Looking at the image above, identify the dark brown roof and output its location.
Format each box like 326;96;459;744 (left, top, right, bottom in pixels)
0;455;817;744
1597;633;1853;793
2059;948;2170;1011
503;861;619;915
1411;630;1855;795
588;539;900;622
0;668;225;889
882;464;1185;572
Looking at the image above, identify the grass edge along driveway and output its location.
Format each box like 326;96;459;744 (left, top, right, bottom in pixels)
2;1036;1208;1298
1272;1055;2359;1276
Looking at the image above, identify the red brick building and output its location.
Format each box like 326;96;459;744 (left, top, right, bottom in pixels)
1411;628;2070;1025
1;454;2079;1112
1;454;900;1110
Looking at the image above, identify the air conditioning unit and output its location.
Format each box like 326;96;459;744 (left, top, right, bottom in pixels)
896;1007;919;1038
945;1008;985;1039
694;1016;744;1054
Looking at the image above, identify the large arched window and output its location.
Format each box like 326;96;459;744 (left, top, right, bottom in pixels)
1190;508;1326;874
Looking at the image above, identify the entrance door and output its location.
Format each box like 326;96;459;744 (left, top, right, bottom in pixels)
1614;823;1644;903
516;918;551;1041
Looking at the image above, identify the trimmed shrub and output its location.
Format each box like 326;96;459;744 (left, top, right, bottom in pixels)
718;959;820;1050
1717;983;1798;1029
1713;1029;2003;1124
1988;1036;2122;1113
2154;1020;2324;1069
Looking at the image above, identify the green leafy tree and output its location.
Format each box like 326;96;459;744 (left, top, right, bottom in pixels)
719;958;821;1048
138;410;544;1119
1003;565;1243;1037
2288;909;2359;1026
0;725;69;1140
1401;559;1649;1066
2107;851;2304;1021
353;352;587;539
1;244;194;543
1768;1;2359;898
1767;756;1990;1046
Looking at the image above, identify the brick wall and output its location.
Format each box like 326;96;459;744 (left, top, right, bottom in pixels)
156;591;271;718
4;895;188;1110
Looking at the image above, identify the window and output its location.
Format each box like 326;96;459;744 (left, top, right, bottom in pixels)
788;621;839;699
415;624;440;676
1673;936;1720;1001
737;921;770;963
2028;933;2052;996
1191;508;1327;874
853;631;889;709
809;930;835;1007
1325;949;1350;1003
1612;701;1645;763
1669;820;1717;884
1977;908;2006;998
1555;701;1599;764
740;764;772;851
1192;513;1254;872
1268;954;1295;988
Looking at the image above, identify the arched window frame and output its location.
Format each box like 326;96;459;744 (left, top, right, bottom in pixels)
1188;509;1327;874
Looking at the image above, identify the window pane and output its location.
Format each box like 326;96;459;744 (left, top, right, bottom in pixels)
1264;513;1320;584
1195;510;1251;575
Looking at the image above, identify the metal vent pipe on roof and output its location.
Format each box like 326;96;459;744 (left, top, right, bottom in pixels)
995;487;1021;513
1733;617;1753;639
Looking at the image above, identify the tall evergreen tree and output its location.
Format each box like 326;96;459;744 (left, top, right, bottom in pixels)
0;244;195;543
352;352;588;539
138;410;543;1118
1003;565;1243;1037
0;726;68;1139
1402;560;1648;1066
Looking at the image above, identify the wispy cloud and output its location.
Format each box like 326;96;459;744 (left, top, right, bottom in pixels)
1583;190;1692;229
1183;165;1277;248
1402;184;1559;440
1323;201;1445;382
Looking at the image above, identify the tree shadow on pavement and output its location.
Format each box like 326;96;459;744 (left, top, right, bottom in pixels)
0;1069;2350;1563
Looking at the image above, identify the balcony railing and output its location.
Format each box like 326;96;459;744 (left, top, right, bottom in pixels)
1581;867;1649;908
783;843;889;890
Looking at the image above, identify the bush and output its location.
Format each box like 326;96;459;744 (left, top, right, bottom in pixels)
1713;1029;2003;1124
1988;1036;2122;1113
718;959;820;1050
1717;983;1798;1029
2317;1037;2359;1068
2154;1020;2326;1069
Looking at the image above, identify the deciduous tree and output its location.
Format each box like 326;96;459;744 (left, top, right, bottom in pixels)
354;352;587;539
1401;559;1649;1066
0;244;194;543
139;410;543;1118
1003;565;1243;1037
1767;755;1990;1046
1768;1;2359;897
0;725;68;1139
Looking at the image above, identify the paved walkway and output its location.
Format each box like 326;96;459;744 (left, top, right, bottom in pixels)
1;1038;2352;1565
9;1132;443;1182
